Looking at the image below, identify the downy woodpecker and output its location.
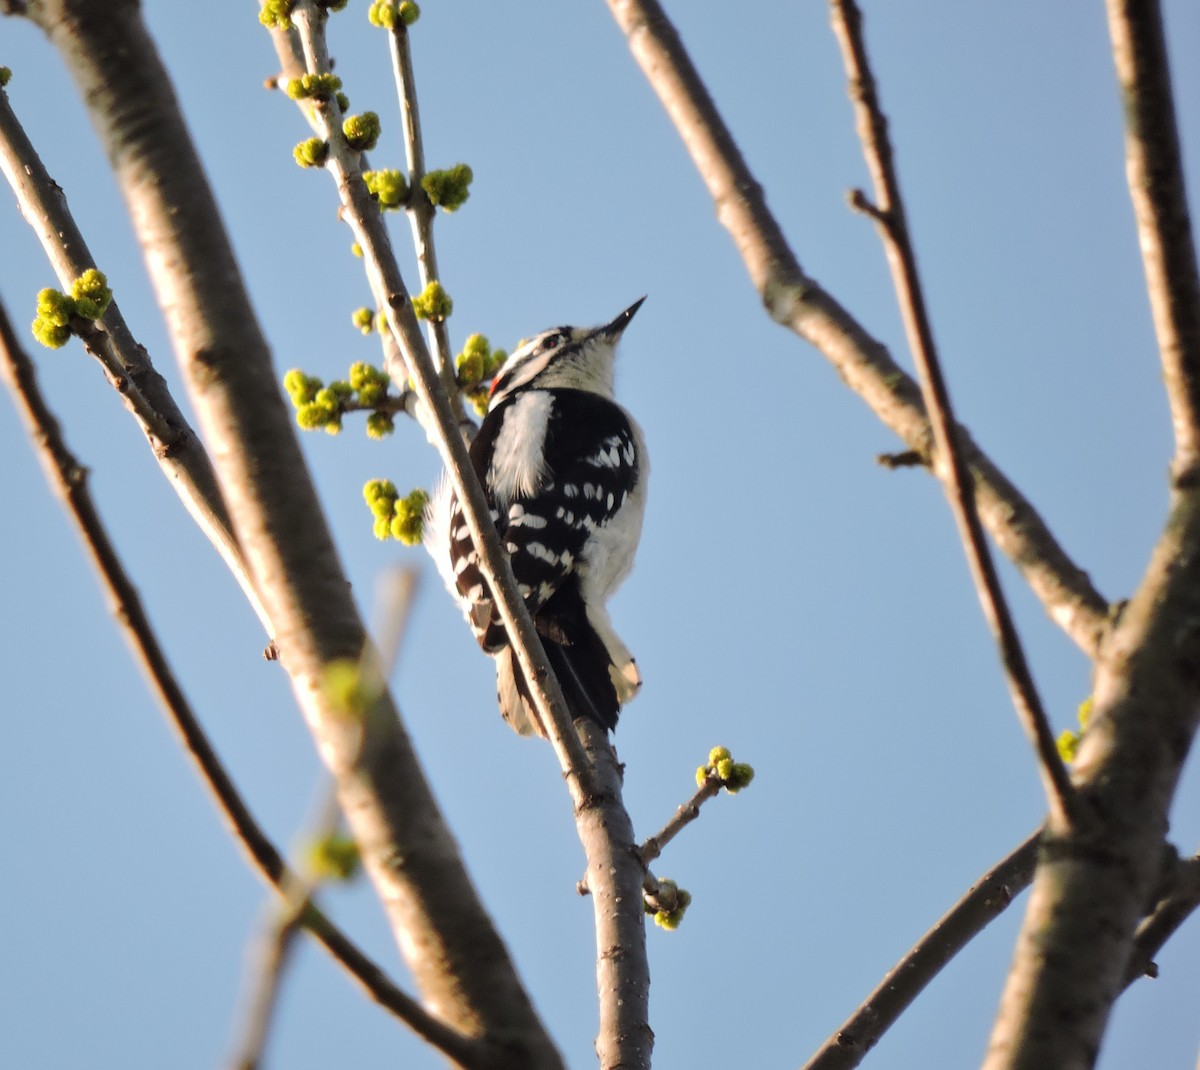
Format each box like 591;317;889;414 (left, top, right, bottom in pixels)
428;299;648;736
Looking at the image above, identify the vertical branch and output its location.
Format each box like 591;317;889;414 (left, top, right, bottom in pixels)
386;21;461;408
828;0;1077;826
1106;0;1200;476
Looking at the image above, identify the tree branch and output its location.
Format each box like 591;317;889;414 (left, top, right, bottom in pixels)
279;8;651;1063
0;80;271;634
0;294;486;1067
802;828;1041;1070
385;19;464;412
1106;0;1200;477
22;2;563;1063
602;0;1110;659
982;3;1200;1062
828;0;1077;827
1123;850;1200;987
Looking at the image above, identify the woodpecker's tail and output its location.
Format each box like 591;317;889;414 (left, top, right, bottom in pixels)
494;622;624;737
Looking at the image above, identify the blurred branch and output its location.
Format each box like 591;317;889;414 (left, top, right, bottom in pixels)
0;80;271;634
1106;0;1200;477
828;0;1077;827
602;0;1110;660
802;829;1041;1070
0;295;483;1068
21;1;562;1063
230;793;341;1070
1124;850;1200;986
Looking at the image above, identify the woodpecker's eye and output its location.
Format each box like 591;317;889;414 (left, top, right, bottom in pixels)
540;335;558;352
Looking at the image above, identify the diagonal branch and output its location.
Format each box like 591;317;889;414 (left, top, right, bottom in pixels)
1106;0;1200;476
0;81;271;634
802;828;1042;1070
0;295;482;1068
602;0;1110;660
827;0;1077;827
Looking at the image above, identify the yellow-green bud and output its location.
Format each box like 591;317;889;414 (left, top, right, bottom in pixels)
343;112;381;152
308;834;360;880
373;516;393;540
364;479;399;519
322;659;369;717
349;361;384;391
367;0;397;28
726;762;755;793
296;402;335;430
411;280;452;322
351;242;363;257
0;68;12;88
366;411;394;439
286;73;342;100
283;369;321;405
363;169;409;210
421;163;473;212
357;383;385;408
68;268;112;320
32;317;71;349
352;307;375;334
259;0;295;29
36;288;75;328
1057;730;1080;764
708;746;731;766
398;1;420;24
389;488;429;545
293;137;329;168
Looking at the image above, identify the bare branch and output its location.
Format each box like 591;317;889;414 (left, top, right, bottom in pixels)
1123;851;1200;987
0;82;272;634
828;0;1077;826
802;828;1041;1070
0;295;485;1066
982;4;1200;1063
1106;0;1200;475
639;775;722;868
602;0;1110;659
20;2;563;1062
230;793;341;1070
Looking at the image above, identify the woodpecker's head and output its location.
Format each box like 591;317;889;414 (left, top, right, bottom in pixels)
487;297;644;411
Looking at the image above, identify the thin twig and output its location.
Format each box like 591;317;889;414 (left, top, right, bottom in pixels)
386;21;462;408
1105;0;1200;478
801;828;1042;1070
0;295;482;1068
230;792;343;1070
603;0;1109;660
0;80;272;635
829;0;1078;828
1123;851;1200;986
639;775;722;867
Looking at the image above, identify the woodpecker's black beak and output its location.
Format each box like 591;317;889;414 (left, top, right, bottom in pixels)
599;296;646;340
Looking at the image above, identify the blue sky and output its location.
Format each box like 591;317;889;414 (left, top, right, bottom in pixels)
2;3;1199;1067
